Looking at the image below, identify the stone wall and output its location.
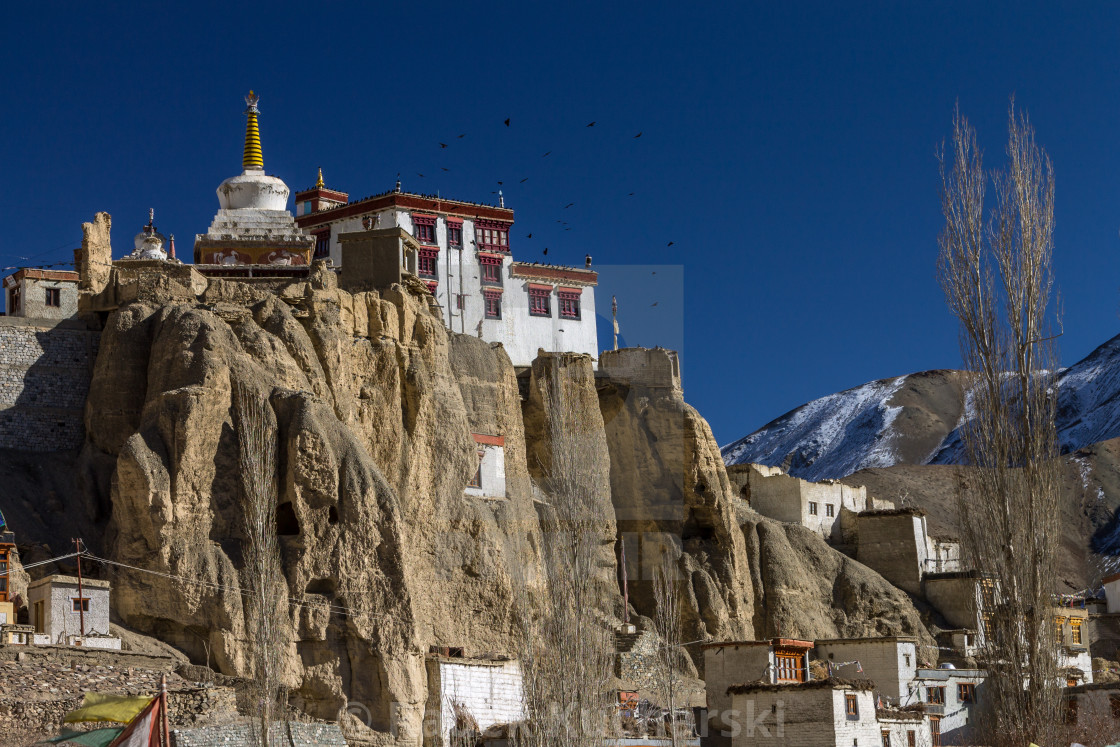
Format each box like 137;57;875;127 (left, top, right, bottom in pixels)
855;511;928;596
600;347;681;390
0;318;99;451
172;721;346;747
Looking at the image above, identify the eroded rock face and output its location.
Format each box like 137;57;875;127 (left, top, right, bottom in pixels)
66;264;935;742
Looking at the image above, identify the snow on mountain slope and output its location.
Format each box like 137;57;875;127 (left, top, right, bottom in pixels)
723;332;1120;481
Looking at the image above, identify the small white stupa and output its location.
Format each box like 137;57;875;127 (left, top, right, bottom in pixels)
121;209;177;261
193;91;314;266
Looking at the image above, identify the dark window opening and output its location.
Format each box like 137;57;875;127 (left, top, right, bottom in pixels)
418;248;438;279
72;598;90;612
484;291;501;319
276;502;300;536
447;224;462;246
313;228;331;259
305;578;337;595
45;288;61;307
328;506;339;524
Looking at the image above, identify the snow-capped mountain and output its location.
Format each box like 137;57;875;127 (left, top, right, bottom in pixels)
722;333;1120;481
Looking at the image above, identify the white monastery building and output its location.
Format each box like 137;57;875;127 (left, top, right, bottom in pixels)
293;175;599;368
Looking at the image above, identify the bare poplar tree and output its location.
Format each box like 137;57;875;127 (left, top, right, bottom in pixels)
513;358;614;747
651;546;684;746
937;100;1063;746
233;382;286;747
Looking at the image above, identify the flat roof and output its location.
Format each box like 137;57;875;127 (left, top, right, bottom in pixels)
727;677;875;695
815;637;918;645
702;638;813;650
29;574;110;590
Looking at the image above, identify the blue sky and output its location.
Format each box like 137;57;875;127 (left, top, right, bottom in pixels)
2;2;1118;444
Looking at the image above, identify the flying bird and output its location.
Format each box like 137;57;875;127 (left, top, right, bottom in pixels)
441;167;450;172
564;203;574;208
440;142;448;148
586;121;596;127
564;227;571;231
504;118;510;126
651;302;659;307
543;248;549;255
417;173;425;178
520;177;529;183
458;134;466;138
628;192;635;196
526;233;533;238
634;132;642;138
498;181;503;185
542;151;551;157
667;241;674;247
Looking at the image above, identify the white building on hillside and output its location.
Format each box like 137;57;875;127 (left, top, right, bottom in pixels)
725;679;881;747
27;575;121;649
814;637;920;704
294;176;598;367
423;653;524;747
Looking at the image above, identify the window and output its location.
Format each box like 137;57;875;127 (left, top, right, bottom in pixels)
72;598;89;613
313;227;331;259
476;220;510;253
424;280;438;295
929;716;941;746
904;654;912;667
456;294;465;310
826;504;835;517
1055;616;1066;642
447;222;463;246
1071;618;1083;645
845;693;858;718
529;286;551;317
558;288;581;319
412;214;437;244
907;731;916;747
957;683;975;703
881;732;890;747
33;601;44;633
8;286;19;313
1064;697;1078;725
927;686;945;704
775;653;804;682
418;248;439;279
45;288;61;307
808;502;818;515
480;254;503;286
483;290;502;320
468;452;483;489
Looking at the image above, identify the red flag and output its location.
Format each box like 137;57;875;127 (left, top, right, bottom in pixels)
107;696;161;747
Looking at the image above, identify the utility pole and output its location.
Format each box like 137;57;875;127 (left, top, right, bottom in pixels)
73;538;85;643
620;535;630;625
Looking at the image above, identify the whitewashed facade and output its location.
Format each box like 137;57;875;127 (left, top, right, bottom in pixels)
423;656;524;747
726;683;880;747
27;575;120;648
465;434;507;500
295;185;598;367
813;638;919;704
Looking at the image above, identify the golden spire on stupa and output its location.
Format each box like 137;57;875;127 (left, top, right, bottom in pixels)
242;91;264;171
316;167;324;188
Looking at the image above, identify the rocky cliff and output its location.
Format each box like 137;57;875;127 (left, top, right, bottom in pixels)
1;246;935;742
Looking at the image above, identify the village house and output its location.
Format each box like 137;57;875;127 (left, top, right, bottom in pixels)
465;433;507;500
2;268;79;319
701;638;814;746
876;707;933;747
1062;681;1120;734
724;679;881;747
1055;605;1093;685
911;665;984;745
27;574;121;649
293;174;599;369
813;637;920;704
423;651;525;747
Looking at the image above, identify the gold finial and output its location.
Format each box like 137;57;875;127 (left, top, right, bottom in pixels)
242;91;263;170
316;167;324;189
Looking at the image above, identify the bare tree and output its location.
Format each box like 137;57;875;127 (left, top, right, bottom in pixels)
651;546;685;746
233;382;286;747
937;100;1063;746
513;357;615;747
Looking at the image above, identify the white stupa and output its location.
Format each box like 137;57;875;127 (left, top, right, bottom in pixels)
193;91;314;266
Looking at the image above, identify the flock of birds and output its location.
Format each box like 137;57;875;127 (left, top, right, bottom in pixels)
410;117;674;273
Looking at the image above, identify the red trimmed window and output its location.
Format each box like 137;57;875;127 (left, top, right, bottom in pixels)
413;214;437;244
418;248;439;279
312;227;331;259
476;220;510;253
424;280;438;295
480;254;503;286
484;290;502;319
529;286;551;317
558;288;581;319
447;220;463;246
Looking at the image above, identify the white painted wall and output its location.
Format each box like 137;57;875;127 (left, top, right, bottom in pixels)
464;442;506;499
28;577;112;644
726;687;880;747
324;207;598;367
427;659;524;747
